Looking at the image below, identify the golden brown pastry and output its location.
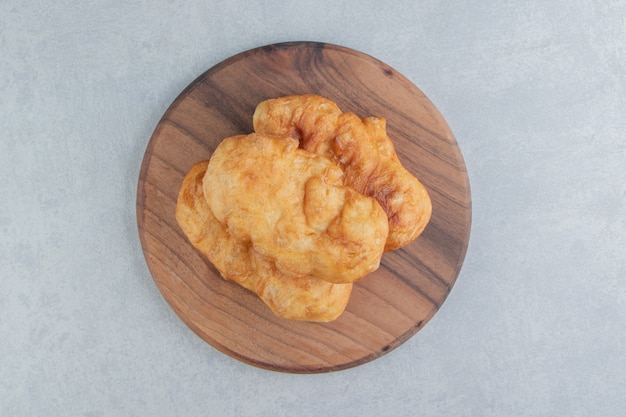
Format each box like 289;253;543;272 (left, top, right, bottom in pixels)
203;133;389;284
253;94;432;251
175;161;353;322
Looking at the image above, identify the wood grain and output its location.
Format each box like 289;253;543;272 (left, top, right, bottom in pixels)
136;42;471;373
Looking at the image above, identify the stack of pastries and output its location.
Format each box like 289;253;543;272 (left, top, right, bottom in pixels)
175;94;431;322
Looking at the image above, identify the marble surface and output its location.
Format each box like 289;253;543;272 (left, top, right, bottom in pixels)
1;1;625;416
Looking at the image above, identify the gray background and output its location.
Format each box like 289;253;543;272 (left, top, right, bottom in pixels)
2;1;625;416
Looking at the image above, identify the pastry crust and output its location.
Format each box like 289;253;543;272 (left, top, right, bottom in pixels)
175;161;353;322
175;94;431;322
253;94;432;251
203;133;388;284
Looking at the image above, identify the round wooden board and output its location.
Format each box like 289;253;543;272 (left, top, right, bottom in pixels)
137;42;471;373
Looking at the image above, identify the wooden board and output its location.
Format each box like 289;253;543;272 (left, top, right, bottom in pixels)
136;42;471;373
